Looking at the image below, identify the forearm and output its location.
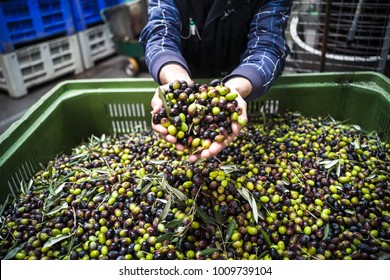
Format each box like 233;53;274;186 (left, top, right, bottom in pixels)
228;0;292;100
159;64;192;84
224;77;252;99
139;0;190;84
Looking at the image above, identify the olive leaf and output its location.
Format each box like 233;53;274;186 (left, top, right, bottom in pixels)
89;175;109;182
47;163;53;179
155;232;175;243
344;209;356;215
158;87;170;117
318;159;339;169
194;158;207;167
322;224;330;241
160;195;172;222
136;178;143;190
52;182;66;196
237;187;264;223
220;164;241;174
139;181;154;194
0;194;11;218
165;184;187;201
66;234;77;256
20;179;33;195
225;219;237;242
43;234;73;249
199;247;220;256
150;159;166;165
260;229;272;247
319;159;341;177
195;205;217;226
3;241;27;260
215;241;223;251
44;201;68;216
352;125;361;131
258;249;270;259
365;172;376;181
165;218;183;229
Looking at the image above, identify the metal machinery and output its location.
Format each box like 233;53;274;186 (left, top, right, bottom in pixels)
284;0;390;74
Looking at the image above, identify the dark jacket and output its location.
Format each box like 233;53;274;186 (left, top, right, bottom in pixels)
140;0;292;100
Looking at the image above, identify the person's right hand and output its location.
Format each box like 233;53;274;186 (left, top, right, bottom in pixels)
151;85;186;151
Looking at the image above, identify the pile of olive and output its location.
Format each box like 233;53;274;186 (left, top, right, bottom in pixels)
0;109;389;260
152;79;246;151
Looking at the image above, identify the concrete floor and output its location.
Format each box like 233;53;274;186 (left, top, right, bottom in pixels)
0;54;151;136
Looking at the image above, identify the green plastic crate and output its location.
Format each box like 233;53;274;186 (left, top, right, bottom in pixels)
0;71;389;203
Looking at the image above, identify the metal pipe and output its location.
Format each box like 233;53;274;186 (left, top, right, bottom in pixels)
377;9;390;72
320;0;332;72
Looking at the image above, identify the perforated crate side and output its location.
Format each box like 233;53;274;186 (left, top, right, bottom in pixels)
77;24;116;70
0;35;83;98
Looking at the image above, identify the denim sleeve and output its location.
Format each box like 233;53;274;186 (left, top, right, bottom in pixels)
139;0;191;84
223;0;292;101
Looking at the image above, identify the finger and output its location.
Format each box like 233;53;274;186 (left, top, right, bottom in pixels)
188;154;201;162
231;122;242;135
151;95;163;114
175;143;186;151
152;123;168;135
165;134;177;144
201;142;225;158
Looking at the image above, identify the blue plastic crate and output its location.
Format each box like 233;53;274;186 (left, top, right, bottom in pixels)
0;0;76;53
70;0;124;32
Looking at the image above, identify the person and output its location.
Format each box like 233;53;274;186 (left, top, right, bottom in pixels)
139;0;292;162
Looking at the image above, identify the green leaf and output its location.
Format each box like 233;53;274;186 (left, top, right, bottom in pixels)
160;195;172;222
166;184;187;201
3;241;27;260
215;241;222;251
136;178;143;190
150;160;166;165
196;205;217;226
199;247;220;256
155;232;175;243
319;159;339;169
237;187;250;202
0;195;11;218
220;164;241;174
260;229;272;247
44;201;68;216
53;183;66;195
322;224;330;241
158;87;170;117
47;164;53;179
251;195;260;224
165;218;183;229
139;181;154;194
225;219;237;242
237;188;263;223
214;208;222;224
336;162;341;177
43;234;72;249
258;250;270;259
344;209;356;215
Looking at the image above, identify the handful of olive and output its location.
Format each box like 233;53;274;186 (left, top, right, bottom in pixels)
152;79;247;153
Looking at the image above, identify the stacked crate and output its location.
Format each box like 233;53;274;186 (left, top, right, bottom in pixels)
70;0;124;69
0;0;83;98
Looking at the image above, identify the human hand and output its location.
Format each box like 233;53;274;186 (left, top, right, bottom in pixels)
151;85;186;151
